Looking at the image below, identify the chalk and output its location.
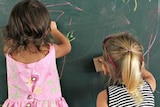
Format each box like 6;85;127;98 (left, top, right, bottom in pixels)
93;56;103;72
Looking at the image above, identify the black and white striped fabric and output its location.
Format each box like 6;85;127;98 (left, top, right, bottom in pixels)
107;81;154;107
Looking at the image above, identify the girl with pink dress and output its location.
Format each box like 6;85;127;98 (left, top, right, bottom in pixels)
2;0;71;107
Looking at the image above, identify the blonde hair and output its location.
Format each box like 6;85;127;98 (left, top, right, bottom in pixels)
103;32;144;105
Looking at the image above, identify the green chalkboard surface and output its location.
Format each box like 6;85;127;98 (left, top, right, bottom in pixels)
0;0;160;107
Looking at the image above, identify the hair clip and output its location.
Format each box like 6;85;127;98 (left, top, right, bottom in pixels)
127;49;131;53
142;55;144;61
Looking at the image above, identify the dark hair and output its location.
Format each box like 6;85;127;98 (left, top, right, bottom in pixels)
3;0;51;53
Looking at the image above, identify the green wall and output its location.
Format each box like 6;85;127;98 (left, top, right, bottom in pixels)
0;0;160;107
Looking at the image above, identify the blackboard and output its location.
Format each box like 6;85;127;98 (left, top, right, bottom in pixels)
0;0;160;107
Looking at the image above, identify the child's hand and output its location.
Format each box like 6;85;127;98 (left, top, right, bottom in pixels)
50;21;57;30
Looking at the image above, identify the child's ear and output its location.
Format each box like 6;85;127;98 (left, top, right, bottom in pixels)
102;62;109;75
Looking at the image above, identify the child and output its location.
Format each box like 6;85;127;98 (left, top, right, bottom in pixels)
96;32;156;107
2;0;71;107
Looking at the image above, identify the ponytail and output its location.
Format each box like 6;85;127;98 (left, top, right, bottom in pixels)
122;52;143;105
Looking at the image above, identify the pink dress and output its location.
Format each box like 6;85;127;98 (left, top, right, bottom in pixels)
3;45;68;107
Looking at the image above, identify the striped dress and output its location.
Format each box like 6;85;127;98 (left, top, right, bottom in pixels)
107;81;154;107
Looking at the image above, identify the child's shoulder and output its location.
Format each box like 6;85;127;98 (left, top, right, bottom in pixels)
7;44;55;64
97;89;108;107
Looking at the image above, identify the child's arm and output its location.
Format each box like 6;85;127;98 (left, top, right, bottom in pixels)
50;21;71;58
141;62;156;92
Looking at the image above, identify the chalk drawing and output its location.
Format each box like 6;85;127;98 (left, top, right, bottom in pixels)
45;2;83;21
144;1;160;66
60;31;75;79
66;31;75;42
122;0;152;11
